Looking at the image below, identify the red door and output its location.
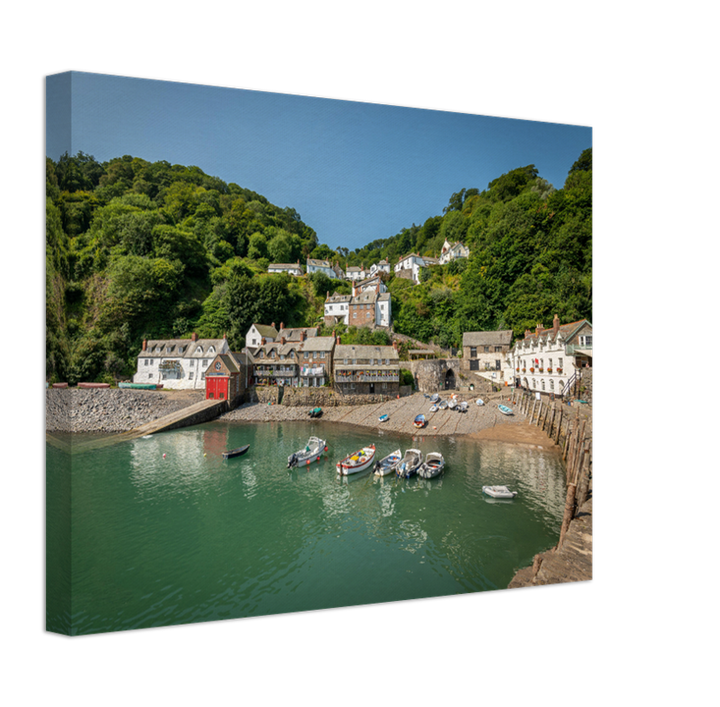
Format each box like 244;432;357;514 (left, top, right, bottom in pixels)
206;376;228;400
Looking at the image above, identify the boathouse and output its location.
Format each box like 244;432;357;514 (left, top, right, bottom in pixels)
205;351;248;405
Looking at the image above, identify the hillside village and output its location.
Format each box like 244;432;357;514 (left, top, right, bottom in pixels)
131;312;592;406
128;222;593;406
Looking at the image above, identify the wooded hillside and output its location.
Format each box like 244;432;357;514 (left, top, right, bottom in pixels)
45;149;591;383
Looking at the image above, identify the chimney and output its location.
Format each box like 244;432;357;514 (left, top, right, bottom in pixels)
524;329;532;339
280;322;284;331
261;337;266;345
142;339;147;351
191;332;198;342
281;336;286;345
223;332;227;340
393;340;398;350
535;323;543;336
301;330;306;341
327;291;330;300
552;314;560;336
271;322;275;329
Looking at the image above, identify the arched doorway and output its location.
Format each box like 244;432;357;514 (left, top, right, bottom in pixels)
444;369;455;390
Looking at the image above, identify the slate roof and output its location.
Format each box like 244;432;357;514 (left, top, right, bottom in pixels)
334;344;399;361
462;330;514;347
307;258;332;268
141;338;227;358
279;327;319;342
300;336;336;352
252;324;279;339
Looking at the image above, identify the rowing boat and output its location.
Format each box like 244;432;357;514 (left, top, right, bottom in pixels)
222;444;250;459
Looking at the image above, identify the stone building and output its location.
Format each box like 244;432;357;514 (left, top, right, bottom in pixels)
462;330;514;385
298;336;335;387
333;343;400;395
205;351;248;404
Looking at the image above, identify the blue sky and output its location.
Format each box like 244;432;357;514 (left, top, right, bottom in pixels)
47;71;591;253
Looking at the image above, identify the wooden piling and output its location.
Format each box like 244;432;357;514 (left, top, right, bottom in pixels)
555;408;563;445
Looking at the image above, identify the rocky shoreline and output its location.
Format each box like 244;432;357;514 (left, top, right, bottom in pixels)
45;388;205;433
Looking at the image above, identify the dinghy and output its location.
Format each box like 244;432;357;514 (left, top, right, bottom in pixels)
417;452;445;479
413;414;426;429
396;449;423;478
498;404;514;416
308;407;323;418
429;404;439;413
476;398;484;406
337;445;376;475
375;448;402;476
482;485;517;499
288;436;327;468
448;398;457;410
430;393;440;403
222;444;250;460
438;400;449;410
457;401;468;413
378;413;389;423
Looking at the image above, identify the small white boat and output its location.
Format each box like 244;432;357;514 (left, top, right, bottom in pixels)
396;449;423;478
375;448;402;476
288;436;327;468
417;452;445;479
337;445;376;475
482;485;517;499
457;401;468;413
448;399;457;410
378;413;389;423
476;398;484;406
430;393;440;403
429;404;439;413
438;400;449;410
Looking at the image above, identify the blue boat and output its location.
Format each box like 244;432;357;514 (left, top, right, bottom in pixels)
498;404;514;416
413;414;426;429
396;449;423;478
378;413;389;422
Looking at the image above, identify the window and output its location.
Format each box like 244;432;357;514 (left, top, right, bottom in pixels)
580;335;593;347
541;380;545;391
559;358;563;369
470;347;477;358
320;352;325;359
495;346;502;352
189;372;194;380
495;360;501;370
148;373;153;379
202;359;208;367
353;311;357;318
190;359;195;367
550;380;555;390
304;352;309;359
484;346;490;352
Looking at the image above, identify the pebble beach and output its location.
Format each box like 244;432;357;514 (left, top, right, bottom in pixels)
45;387;560;449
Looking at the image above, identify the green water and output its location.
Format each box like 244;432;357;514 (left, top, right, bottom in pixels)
46;420;566;635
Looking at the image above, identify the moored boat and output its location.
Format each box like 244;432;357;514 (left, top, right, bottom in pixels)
337;445;376;475
438;400;449;410
482;485;517;499
476;398;484;406
457;401;468;413
374;448;402;476
78;382;111;389
308;407;323;418
498;404;514;416
413;414;426;429
118;382;163;390
430;393;440;403
396;449;423;478
429;404;439;413
288;436;328;468
222;444;250;459
448;398;457;410
417;452;445;479
378;413;389;423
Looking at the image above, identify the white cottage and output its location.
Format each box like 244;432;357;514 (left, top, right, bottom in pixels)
267;261;302;276
246;323;279;348
439;239;470;265
369;259;391;277
393;253;425;284
508;316;593;397
306;258;336;278
134;333;230;389
324;292;352;326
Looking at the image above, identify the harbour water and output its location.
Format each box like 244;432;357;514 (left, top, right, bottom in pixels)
46;420;566;635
